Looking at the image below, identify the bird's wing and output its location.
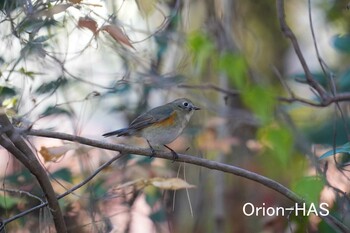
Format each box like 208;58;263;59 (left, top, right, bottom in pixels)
129;104;174;130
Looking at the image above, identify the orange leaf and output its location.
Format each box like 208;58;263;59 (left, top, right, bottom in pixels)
78;17;98;34
40;143;77;162
100;25;134;49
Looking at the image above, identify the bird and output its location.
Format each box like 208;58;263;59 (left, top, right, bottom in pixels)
103;98;200;159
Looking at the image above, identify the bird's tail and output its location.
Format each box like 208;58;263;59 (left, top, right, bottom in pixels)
102;128;130;137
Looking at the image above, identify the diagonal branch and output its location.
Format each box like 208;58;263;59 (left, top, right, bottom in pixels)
20;128;350;232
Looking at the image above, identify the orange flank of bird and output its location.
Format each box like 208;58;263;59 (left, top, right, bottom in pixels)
154;112;177;127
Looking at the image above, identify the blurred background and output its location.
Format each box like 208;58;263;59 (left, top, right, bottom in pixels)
1;0;350;232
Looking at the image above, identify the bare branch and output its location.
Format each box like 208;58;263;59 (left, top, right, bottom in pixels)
0;188;44;203
178;83;240;96
179;82;350;107
276;0;330;104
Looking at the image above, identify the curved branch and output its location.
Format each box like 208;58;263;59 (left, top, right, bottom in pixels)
0;113;67;233
21;128;349;232
25;129;298;200
276;0;329;104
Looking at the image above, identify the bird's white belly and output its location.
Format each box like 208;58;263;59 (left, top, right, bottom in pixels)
141;116;190;146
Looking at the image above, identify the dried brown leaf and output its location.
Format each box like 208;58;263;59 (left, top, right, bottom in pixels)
100;25;134;49
78;17;98;34
69;0;83;3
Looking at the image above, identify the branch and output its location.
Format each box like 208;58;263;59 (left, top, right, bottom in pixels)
276;0;330;104
179;83;350;107
20;128;350;232
178;83;240;96
0;188;44;203
0;112;67;233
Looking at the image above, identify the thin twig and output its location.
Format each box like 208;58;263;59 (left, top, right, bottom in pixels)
179;82;350;107
276;0;329;104
0;188;44;203
1;153;124;229
178;83;240;96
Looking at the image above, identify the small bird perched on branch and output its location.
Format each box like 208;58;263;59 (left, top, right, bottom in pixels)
103;98;200;159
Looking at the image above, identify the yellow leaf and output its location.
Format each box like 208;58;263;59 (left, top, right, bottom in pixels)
113;178;148;192
40;143;78;162
150;178;196;190
113;177;195;191
135;0;157;17
100;25;134;49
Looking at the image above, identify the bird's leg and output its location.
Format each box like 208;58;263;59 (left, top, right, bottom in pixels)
163;145;179;161
146;140;156;158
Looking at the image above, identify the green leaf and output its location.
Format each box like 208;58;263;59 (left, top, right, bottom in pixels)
33;35;51;43
145;187;161;207
242;86;276;123
292;176;324;204
41;106;72;117
304;117;350;146
337;69;350;92
218;53;247;89
332;34;350;53
150;209;167;223
188;32;213;54
20;42;46;58
318;209;339;233
6;170;34;185
0;86;16;97
19;67;44;79
17;18;59;34
0;194;21;209
51;168;72;182
87;179;106;198
258;125;293;166
188;32;216;71
0;0;19;12
319;142;350;159
35;78;67;94
108;82;131;94
292;72;328;90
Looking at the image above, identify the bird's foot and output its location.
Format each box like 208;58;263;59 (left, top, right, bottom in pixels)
163;145;179;162
147;140;156;158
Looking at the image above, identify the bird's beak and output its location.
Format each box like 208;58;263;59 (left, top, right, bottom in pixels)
192;106;201;111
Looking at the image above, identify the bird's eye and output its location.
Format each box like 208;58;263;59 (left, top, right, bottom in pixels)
183;102;189;107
